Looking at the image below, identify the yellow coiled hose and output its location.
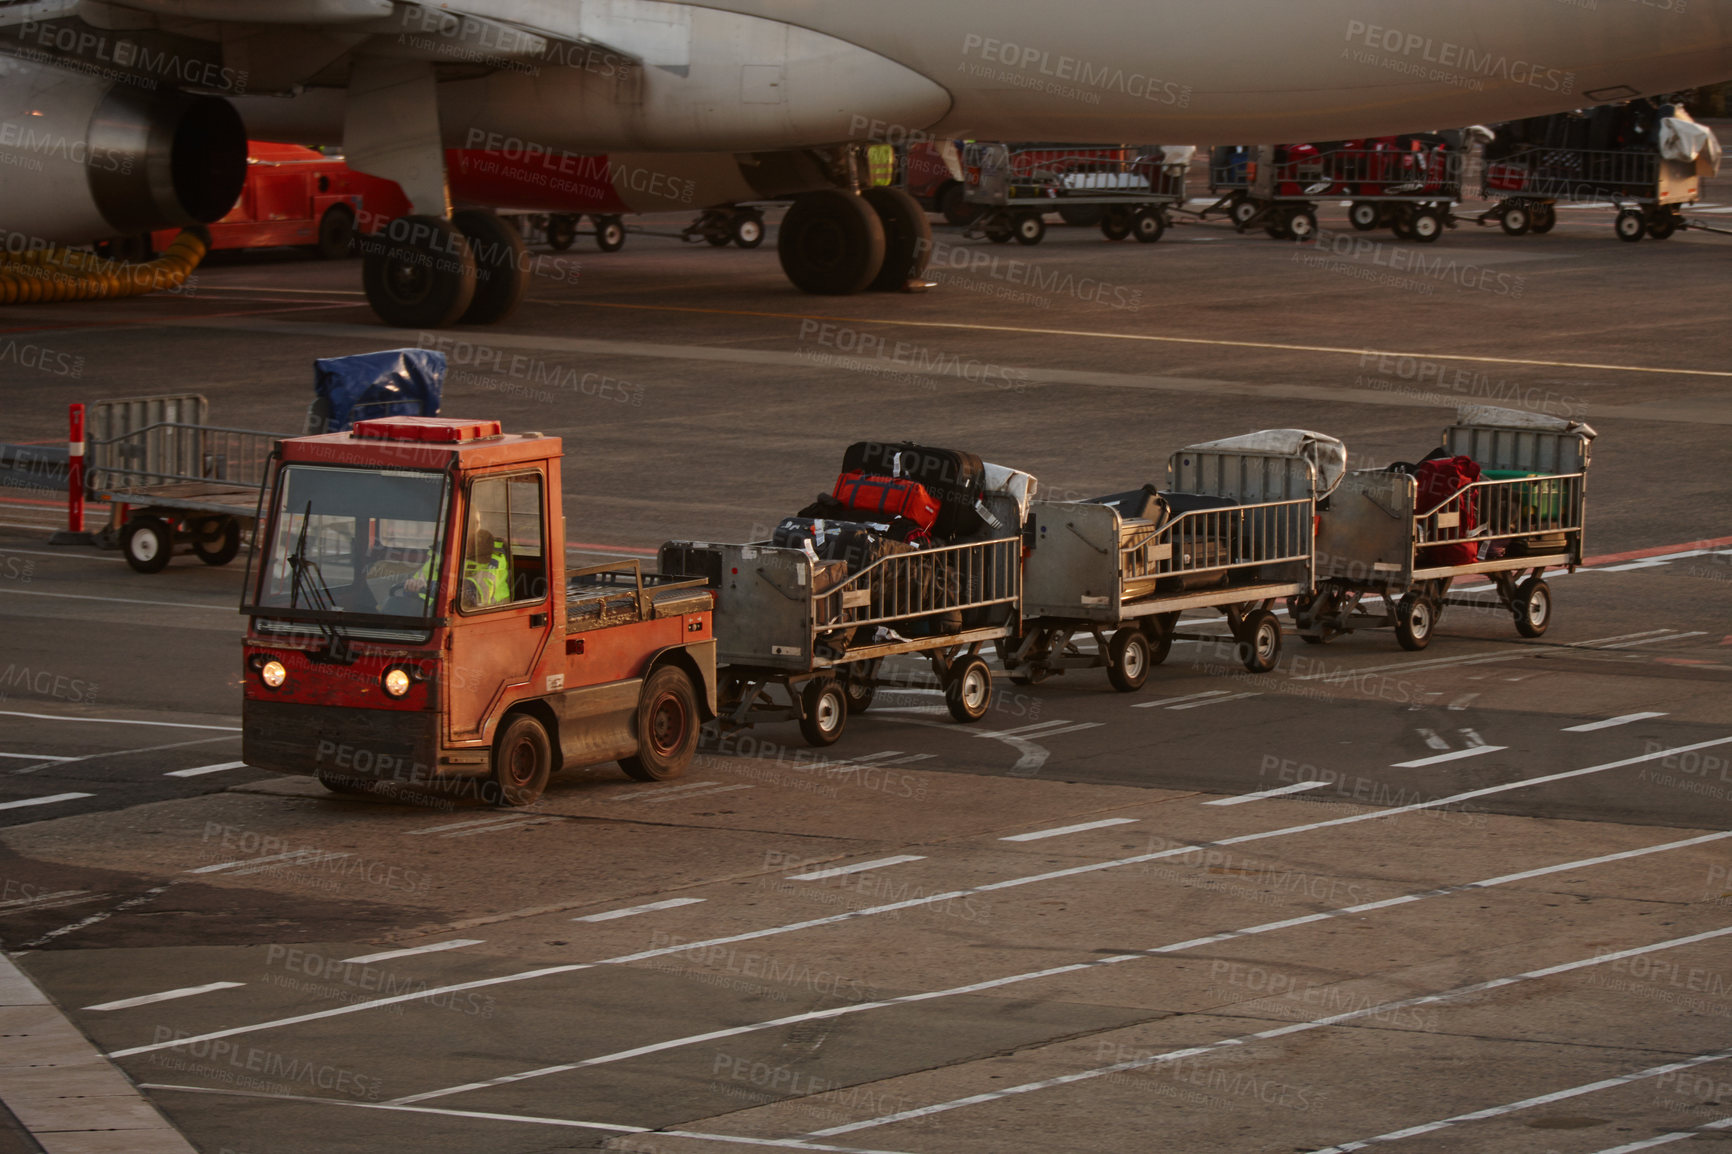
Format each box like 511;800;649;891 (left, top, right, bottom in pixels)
0;229;208;305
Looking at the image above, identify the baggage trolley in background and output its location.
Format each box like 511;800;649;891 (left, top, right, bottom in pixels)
964;143;1190;245
660;529;1023;747
1299;407;1594;651
1006;433;1339;690
81;394;281;573
1478;144;1702;241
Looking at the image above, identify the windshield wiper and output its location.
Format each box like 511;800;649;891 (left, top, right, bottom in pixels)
285;500;348;655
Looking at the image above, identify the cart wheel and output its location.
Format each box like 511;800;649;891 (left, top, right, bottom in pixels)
1009;667;1051;686
621;665;699;779
1107;629;1152;693
491;712;553;806
984;214;1015;244
121;516;173;573
1237;609;1282;673
732;213;765;248
1231;198;1259;228
1531;204;1557;234
1286;209;1318;242
1512;577;1552;638
1138;612;1177;665
705;231;731;247
1264;214;1292;240
1394;594;1435;652
595;216;627;252
1059;205;1103;228
546;214;578;251
1410;209;1444;243
1100;208;1132;241
945;656;993;724
799;677;848;746
1390;207;1415;240
1500;205;1531;236
192;517;241;566
1349;201;1380;231
1646;210;1678;241
842;666;877;715
315;770;374;796
1615;210;1647;243
938;183;980;227
1131;208;1166;243
1013;213;1046;245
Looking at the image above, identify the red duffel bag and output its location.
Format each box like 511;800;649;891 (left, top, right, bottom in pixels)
1415;455;1481;567
833;471;941;531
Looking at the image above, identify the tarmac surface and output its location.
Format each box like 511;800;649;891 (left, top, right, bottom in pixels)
1;166;1730;1154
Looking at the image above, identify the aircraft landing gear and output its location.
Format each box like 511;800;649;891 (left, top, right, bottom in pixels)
453;209;528;325
360;214;477;329
777;189;885;295
861;186;932;291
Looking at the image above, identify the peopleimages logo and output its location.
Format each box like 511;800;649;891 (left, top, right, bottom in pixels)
1343;21;1575;94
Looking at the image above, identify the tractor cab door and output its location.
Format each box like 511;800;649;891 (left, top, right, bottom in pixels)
445;471;555;742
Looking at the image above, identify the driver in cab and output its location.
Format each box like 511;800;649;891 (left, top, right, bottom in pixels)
395;526;510;612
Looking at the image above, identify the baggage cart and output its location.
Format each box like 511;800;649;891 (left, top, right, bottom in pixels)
964;143;1189;245
1199;137;1467;242
659;530;1022;746
80;394;281;573
1004;434;1333;690
1478;144;1702;241
1299;407;1594;650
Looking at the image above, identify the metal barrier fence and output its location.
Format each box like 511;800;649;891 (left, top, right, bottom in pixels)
822;537;1021;630
85;422;279;495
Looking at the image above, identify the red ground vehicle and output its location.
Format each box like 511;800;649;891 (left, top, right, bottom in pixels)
239;417;717;807
144;143;408;260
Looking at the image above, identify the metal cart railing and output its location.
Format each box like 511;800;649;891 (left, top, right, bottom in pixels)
659;533;1023;747
964;143;1190;245
1478;146;1701;240
1301;409;1593;650
1007;440;1328;690
82;394;281;573
1200;141;1466;242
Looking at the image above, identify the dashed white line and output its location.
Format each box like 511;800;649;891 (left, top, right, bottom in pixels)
985;720;1089;739
1133;690;1230;709
188;849;344;875
85;981;245;1012
0;792;93;812
441;819;556;837
786;856;926;881
1000;818;1139;842
407;816;526;836
165;761;249;778
0;710;241;731
573;897;707;922
1168;692;1261;710
0;752;74;761
1204;781;1334;806
1600;631;1708;649
340;940;484;964
1583;1116;1732;1154
636;783;753;803
1563;712;1669;733
1392;745;1507;768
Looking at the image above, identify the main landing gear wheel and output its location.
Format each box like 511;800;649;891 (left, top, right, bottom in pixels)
621;665;699;780
453;209;529;325
594;216;627;252
1349;201;1381;231
863;186;933;290
491;713;553;807
778;189;885;295
1100;208;1133;241
1131;208;1166;243
1013;212;1046;246
1107;628;1152;693
799;677;848;746
1394;594;1435;651
315;206;356;259
546;214;577;251
192;516;241;566
1513;577;1552;638
121;516;173;573
1501;205;1532;236
1238;609;1282;673
1615;210;1647;242
945;656;993;724
362;214;476;329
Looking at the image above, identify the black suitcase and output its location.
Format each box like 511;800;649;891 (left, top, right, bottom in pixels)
842;441;988;540
773;518;914;573
1086;484;1168;523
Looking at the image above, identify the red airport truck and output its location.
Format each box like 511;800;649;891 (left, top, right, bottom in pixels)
239;416;716;806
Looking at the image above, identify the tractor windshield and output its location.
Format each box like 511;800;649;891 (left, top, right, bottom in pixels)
256;466;450;620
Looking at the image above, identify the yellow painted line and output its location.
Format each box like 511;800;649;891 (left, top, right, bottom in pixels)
570;300;1732;380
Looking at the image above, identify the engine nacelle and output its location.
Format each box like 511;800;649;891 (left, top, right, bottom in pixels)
0;55;247;244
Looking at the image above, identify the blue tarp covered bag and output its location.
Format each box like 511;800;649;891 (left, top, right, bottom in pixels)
308;349;445;433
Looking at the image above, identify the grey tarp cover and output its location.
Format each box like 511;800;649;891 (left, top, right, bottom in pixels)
1183;428;1348;497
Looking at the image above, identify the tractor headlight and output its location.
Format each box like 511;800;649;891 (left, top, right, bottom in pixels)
260;660;287;689
382;667;412;698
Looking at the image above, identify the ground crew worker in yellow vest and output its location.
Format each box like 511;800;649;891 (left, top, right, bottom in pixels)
461;528;511;608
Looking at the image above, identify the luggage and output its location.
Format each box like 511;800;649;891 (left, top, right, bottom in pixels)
842;441;990;539
832;471;941;531
1086;484;1167;523
1414;455;1481;567
772;518;914;574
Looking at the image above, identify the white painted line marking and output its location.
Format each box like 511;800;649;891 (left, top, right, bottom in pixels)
574;898;707;922
985;720;1086;738
109;736;1732;1062
611;780;720;800
787;856;926;881
1577;628;1674;645
1392;745;1507;768
0;888;87;911
1416;728;1451;751
1168;692;1261;710
226;851;349;877
165;761;248;778
1010;722;1102;741
637;784;753;803
0;710;240;731
0;546;126;563
1584;1117;1732;1154
806;923;1732;1137
1563;712;1669;733
1311;1044;1732;1152
188;849;334;875
85;981;244;1012
1000;818;1139;842
0;752;74;761
1134;690;1229;709
0;587;228;611
441;819;557;838
408;815;524;836
1204;781;1334;806
0;792;93;812
340;940;483;964
1601;631;1707;648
